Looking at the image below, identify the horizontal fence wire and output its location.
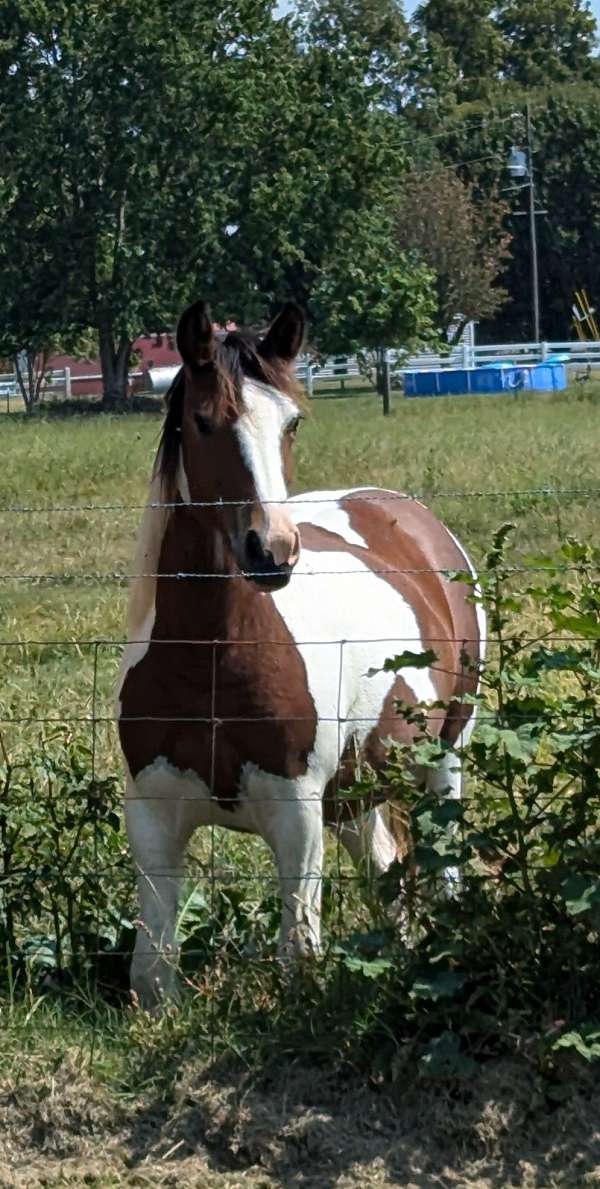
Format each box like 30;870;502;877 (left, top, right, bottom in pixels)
0;484;598;515
0;563;597;582
0;635;593;646
0;481;596;1010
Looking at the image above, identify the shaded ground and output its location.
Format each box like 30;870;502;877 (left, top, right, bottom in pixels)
1;1055;599;1188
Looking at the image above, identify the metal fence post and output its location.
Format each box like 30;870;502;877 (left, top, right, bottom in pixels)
382;349;392;416
64;367;72;399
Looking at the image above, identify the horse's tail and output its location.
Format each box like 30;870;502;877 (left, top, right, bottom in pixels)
382;802;411;863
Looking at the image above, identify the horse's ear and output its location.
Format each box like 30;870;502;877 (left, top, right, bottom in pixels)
177;300;214;366
260;302;306;362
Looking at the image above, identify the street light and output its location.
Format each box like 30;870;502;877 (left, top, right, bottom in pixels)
507;146;528;180
507;104;544;345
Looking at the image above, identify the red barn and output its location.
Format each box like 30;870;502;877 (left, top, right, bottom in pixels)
48;324;238;397
48;333;181;398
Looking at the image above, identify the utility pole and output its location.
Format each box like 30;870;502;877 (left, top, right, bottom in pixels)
507;105;545;345
526;102;541;344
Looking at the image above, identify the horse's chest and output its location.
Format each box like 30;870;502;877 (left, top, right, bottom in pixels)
119;639;317;800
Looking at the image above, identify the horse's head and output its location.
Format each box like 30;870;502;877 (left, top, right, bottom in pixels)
158;299;306;591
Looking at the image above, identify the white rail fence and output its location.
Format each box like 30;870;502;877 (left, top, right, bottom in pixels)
296;340;600;389
2;339;600;410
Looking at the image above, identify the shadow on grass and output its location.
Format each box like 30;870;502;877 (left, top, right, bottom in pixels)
2;393;164;420
121;1036;600;1189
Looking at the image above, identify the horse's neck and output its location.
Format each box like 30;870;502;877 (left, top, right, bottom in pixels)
154;505;237;639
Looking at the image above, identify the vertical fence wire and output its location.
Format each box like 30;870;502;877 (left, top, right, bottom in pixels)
209;640;218;1058
334;639;345;990
90;640;100;1065
1;486;597;1044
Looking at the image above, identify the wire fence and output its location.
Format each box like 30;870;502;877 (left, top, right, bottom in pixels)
0;482;598;1019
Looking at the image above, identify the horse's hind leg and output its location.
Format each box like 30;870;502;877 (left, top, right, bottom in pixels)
125;777;196;1007
243;774;324;959
336;807;398;876
425;743;468;889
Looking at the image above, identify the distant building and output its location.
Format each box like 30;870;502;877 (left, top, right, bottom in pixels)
48;324;238;397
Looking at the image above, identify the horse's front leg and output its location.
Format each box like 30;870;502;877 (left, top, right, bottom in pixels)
243;772;324;959
125;778;196;1008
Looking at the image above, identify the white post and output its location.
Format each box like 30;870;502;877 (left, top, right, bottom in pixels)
540;342;548;362
306;360;314;399
64;366;72;399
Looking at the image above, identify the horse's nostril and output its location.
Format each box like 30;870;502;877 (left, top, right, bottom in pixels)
245;530;266;564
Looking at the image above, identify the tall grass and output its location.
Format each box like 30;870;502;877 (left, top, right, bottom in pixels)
0;386;599;1101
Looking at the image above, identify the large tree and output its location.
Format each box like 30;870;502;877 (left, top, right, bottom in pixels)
0;0;437;407
214;2;436;351
411;0;504;104
428;88;600;341
395;166;510;339
0;0;290;406
498;0;598;87
411;0;598;105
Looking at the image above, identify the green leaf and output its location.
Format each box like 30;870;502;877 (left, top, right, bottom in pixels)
372;648;439;677
552;1028;600;1062
411;971;467;1001
550;613;600;639
334;950;393;979
561;875;600;917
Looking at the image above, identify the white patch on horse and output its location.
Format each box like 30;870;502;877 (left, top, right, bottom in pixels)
240;762;324;956
288;489;369;548
176;452;192;503
442;523;487;671
338;808;397;874
116;473;168;711
236;381;297;509
132;755;256;831
272;546;437;781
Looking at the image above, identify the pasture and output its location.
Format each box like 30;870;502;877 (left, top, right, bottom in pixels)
1;386;600;1188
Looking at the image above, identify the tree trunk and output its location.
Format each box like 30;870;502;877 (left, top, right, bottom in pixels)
376;347;392;415
99;321;131;409
14;349;48;415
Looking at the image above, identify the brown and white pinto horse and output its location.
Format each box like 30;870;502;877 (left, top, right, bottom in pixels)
118;300;484;1005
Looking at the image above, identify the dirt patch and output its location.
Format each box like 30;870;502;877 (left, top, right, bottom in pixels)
0;1055;599;1188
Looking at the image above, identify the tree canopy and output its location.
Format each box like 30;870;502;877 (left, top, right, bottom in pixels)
1;0;599;398
0;0;435;403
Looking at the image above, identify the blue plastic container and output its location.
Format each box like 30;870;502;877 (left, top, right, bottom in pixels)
403;362;567;397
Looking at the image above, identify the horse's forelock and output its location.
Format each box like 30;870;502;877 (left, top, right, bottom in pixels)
156;329;304;499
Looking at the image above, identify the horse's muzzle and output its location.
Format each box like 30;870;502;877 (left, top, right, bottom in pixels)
243;530;294;590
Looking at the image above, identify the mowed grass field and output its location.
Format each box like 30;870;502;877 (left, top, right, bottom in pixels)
0;384;597;750
0;384;598;895
1;386;600;1189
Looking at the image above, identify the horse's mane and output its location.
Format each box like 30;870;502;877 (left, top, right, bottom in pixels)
156;329;304;500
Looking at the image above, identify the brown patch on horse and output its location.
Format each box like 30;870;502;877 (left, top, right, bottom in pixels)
322;673;420;827
119;505;317;806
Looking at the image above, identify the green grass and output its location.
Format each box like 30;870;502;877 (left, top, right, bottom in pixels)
1;386;600;1185
0;385;597;882
0;383;595;911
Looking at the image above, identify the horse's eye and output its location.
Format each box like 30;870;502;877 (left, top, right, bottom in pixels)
287;417;301;436
194;412;212;435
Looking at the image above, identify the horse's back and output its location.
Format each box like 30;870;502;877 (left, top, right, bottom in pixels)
272;487;483;774
287;486;481;664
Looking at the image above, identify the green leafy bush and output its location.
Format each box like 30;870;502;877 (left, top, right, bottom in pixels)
0;732;133;990
345;526;600;1078
1;529;599;1085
